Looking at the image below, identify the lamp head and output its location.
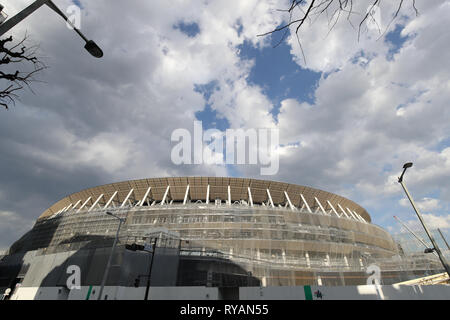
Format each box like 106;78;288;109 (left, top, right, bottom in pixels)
84;40;103;58
398;162;413;183
403;162;413;169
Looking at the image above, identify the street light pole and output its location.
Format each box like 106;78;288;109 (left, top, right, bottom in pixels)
144;238;156;301
398;162;450;278
0;0;103;57
98;211;125;300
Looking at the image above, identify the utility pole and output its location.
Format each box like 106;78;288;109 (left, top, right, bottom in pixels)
398;162;450;278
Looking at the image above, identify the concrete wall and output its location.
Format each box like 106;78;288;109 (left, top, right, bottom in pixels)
8;284;450;300
9;286;219;300
240;284;450;300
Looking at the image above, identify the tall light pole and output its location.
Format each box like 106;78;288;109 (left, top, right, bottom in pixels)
98;211;125;300
398;162;450;278
0;0;103;58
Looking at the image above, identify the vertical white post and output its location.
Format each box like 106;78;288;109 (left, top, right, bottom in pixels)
284;191;295;211
266;189;274;208
183;185;190;205
139;187;152;207
206;184;210;204
161;185;170;205
120;188;134;208
228;185;231;206
248;187;254;207
300;194;312;214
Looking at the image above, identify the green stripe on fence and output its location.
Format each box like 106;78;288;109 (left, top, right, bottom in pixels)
86;285;93;300
304;285;313;300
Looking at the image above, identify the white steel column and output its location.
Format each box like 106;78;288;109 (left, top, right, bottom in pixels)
228;185;231;206
161;185;170;205
88;194;104;212
353;211;367;223
63;203;73;212
103;191;118;209
326;200;340;218
337;204;350;219
57;206;67;214
77;197;92;212
206;184;210;204
284;191;295;211
305;252;311;268
314;197;327;215
300;194;312;213
120;188;134;208
346;207;359;221
183;185;190;205
139;187;152;207
248;187;254;207
266;189;274;208
71;200;82;211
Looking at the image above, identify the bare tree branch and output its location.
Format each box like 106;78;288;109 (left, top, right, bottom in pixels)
0;33;46;110
258;0;420;65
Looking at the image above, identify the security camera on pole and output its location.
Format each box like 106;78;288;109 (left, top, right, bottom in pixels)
398;162;450;278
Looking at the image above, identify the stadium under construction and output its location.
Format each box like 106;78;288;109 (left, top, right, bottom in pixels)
0;177;447;300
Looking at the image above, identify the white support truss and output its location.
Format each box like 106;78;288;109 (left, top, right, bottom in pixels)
63;203;73;212
337;204;351;219
300;194;312;214
121;188;135;208
160;185;170;205
71;200;82;211
284;191;295;211
183;185;190;205
353;210;367;223
346;207;359;221
77;196;92;213
57;206;67;214
314;197;327;215
326;200;340;218
104;191;118;209
266;189;274;208
139;187;152;207
248;187;254;207
88;194;104;212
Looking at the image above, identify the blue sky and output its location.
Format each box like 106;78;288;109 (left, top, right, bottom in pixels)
0;0;449;250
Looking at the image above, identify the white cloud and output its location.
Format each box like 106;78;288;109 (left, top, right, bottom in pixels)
403;213;450;232
1;0;450;251
399;197;442;213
